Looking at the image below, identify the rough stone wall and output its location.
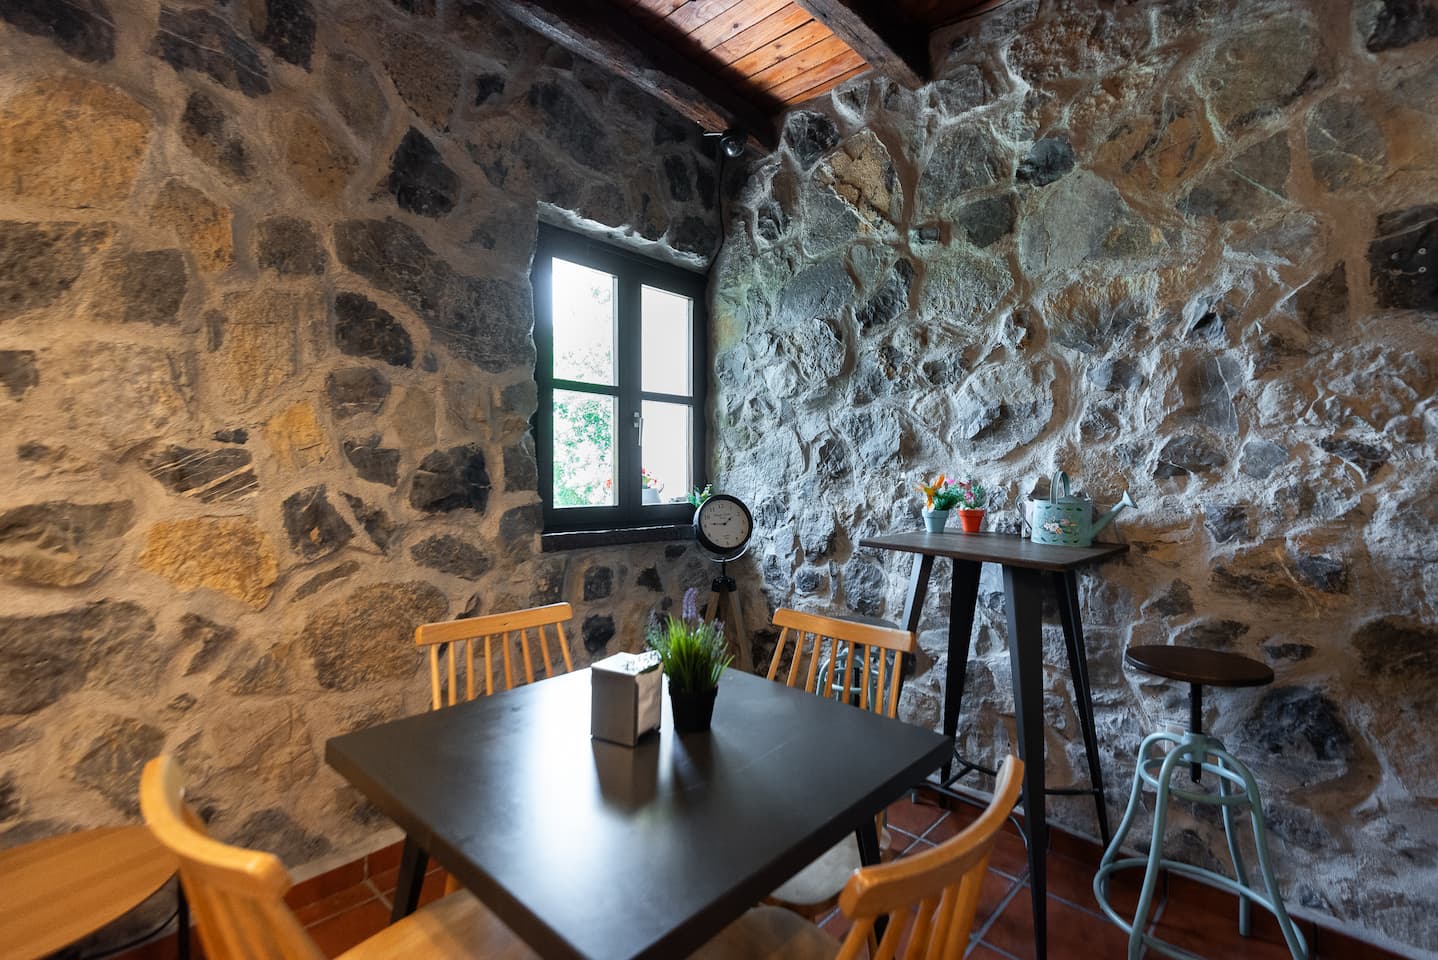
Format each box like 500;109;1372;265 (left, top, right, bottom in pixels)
712;0;1437;951
0;0;721;875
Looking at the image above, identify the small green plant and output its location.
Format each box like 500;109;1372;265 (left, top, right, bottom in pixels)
647;587;732;693
686;483;713;507
956;477;987;509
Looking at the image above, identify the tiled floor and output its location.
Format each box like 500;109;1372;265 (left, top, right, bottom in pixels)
118;787;1404;960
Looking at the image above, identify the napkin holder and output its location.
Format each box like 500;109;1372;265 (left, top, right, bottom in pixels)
591;651;662;746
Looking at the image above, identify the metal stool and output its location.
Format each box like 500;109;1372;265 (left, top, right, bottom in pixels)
1093;645;1309;960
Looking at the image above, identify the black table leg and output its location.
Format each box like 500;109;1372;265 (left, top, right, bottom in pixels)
176;880;190;960
1052;570;1111;848
1003;565;1048;960
900;553;935;633
942;560;982;781
855;819;888;941
390;835;429;923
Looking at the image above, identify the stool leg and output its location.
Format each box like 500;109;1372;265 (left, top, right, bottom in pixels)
1127;740;1194;960
1216;747;1309;960
1216;754;1253;937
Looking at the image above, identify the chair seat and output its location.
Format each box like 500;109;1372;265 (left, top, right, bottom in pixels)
338;891;540;960
769;835;864;907
689;905;839;959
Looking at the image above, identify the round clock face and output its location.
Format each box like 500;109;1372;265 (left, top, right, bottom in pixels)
695;494;753;557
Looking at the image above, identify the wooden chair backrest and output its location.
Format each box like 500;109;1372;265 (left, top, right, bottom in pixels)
140;756;322;960
767;608;919;718
414;602;575;709
836;756;1024;960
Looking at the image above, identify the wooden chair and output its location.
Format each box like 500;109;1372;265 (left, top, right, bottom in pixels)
696;756;1025;960
139;755;539;960
414;602;574;709
764;608;920;913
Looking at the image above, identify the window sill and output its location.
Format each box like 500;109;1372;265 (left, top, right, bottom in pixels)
541;523;696;553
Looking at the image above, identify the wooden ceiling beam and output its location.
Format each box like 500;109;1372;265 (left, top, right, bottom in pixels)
485;0;780;149
791;0;928;88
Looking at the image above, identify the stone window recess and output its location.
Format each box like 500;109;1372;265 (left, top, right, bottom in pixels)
532;223;708;535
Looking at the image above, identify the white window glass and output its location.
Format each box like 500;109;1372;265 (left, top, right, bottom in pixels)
640;401;692;504
641;285;692;396
552;389;615;507
552;258;616;386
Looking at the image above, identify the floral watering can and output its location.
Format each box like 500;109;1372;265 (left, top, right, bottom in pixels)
1030;471;1135;547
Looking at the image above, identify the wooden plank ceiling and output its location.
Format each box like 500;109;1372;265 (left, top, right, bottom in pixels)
486;0;997;149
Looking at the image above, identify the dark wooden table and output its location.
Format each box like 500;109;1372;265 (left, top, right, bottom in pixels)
326;667;952;960
858;530;1129;960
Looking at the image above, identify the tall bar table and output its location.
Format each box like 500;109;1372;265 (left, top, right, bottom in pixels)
859;530;1128;960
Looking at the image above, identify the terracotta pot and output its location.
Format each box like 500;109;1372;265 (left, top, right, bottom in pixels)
669;681;718;732
958;508;985;533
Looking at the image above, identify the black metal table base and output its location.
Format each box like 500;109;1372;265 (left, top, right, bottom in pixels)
900;560;1112;960
390;835;429;924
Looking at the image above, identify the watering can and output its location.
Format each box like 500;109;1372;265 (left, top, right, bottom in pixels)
1030;471;1135;547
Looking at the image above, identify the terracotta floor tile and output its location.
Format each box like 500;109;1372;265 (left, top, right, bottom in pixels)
982;887;1134;960
365;841;404;877
886;795;947;836
966;943;1018;959
1042;850;1148;921
293;882;378;926
305;898;391;957
1146;896;1311;960
286;859;366;910
417;869;451;907
819;905;853;941
889;828;929;855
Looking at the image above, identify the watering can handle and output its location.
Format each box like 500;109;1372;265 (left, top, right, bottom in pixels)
1050;471;1070;503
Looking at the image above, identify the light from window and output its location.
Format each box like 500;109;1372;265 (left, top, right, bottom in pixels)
641;400;692;502
552;259;616;385
641;285;692;397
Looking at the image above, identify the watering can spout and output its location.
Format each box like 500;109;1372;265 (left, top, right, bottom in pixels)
1091;490;1136;536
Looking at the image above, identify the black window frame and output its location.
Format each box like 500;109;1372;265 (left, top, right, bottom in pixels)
532;223;708;534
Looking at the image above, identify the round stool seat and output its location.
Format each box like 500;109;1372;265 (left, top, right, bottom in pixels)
1125;645;1273;688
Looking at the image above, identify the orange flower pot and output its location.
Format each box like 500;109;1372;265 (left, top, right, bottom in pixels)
958;508;985;533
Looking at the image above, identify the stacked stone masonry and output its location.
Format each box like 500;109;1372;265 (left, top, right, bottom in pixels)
0;0;725;919
712;0;1437;953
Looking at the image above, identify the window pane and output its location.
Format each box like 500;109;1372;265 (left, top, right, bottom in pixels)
641;285;692;396
552;258;616;385
553;389;615;507
640;401;692;504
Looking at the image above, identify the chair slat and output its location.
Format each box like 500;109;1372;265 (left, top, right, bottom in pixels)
501;630;514;691
465;638;475;702
484;635;494;696
803;631;822;692
860;643;872;711
427;645;442;712
538;625;554;679
520;627;535;685
556;622;574;672
447;643;458;707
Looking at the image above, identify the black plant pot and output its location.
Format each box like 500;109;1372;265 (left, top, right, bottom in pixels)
669;681;718;733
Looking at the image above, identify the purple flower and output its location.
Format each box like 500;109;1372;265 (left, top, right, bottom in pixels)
682;586;700;623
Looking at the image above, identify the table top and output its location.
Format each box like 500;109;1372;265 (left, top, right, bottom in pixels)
326;668;952;960
1125;645;1275;687
860;530;1129;571
0;825;179;960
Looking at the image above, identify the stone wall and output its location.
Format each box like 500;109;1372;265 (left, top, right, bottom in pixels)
0;0;721;878
712;0;1437;951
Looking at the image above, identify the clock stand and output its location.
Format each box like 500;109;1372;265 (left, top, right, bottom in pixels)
703;559;748;660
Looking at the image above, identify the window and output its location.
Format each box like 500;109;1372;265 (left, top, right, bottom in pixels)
532;224;707;534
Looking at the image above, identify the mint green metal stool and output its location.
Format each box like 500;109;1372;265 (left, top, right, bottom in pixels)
1093;646;1309;960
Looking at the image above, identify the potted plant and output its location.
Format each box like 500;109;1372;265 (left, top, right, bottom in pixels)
686;483;712;507
956;476;987;533
647;587;733;732
918;475;964;533
641;468;664;504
